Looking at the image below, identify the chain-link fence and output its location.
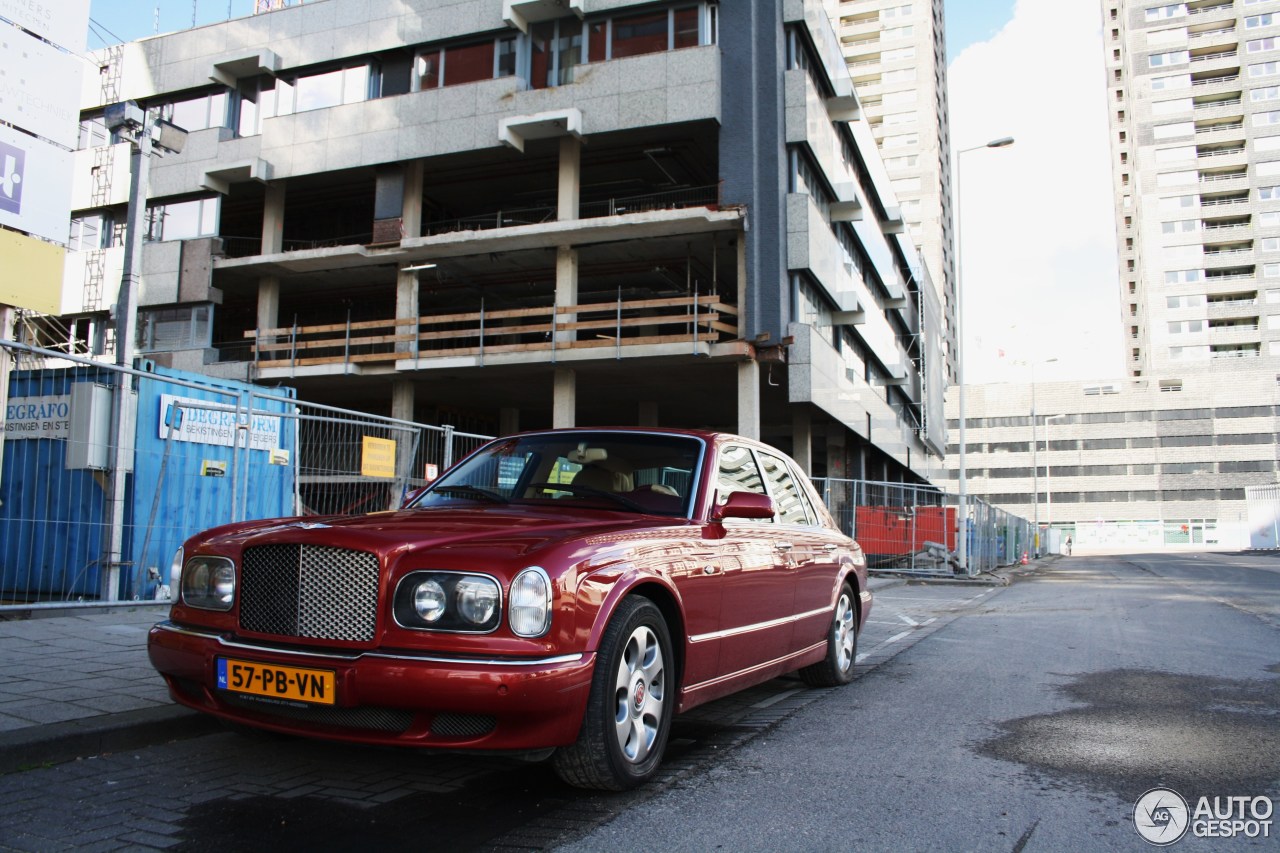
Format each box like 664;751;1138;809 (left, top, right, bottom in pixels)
814;478;1036;576
0;340;491;609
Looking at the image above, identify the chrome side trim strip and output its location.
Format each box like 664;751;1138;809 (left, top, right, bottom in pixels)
686;605;831;644
153;621;584;667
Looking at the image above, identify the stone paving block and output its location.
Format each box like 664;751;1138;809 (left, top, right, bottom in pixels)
25;686;107;703
75;694;166;714
116;830;180;849
4;701;102;725
123;817;181;837
0;831;75;852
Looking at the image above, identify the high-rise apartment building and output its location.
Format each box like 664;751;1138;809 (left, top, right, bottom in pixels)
1105;0;1280;378
42;1;950;491
832;0;956;381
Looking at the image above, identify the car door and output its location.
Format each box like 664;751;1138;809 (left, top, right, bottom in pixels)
712;444;798;676
758;451;846;654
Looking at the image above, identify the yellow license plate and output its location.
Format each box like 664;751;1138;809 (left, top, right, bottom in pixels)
217;657;336;705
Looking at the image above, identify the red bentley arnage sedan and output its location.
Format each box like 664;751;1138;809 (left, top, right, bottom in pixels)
148;428;871;789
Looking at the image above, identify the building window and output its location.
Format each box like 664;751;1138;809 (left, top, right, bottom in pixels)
1247;37;1278;53
1251;60;1280;77
145;197;219;242
137;305;213;353
1146;4;1187;21
158;89;229;132
1148;50;1189;68
68;214;106;252
531;18;583;88
1246;14;1275;28
77;115;110;149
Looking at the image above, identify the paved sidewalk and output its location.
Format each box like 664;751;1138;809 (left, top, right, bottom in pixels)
0;571;981;775
0;603;218;774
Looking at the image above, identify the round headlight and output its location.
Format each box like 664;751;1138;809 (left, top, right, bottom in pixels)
455;577;499;625
413;579;447;622
509;567;552;637
180;556;235;612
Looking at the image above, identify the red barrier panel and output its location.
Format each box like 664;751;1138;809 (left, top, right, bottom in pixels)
855;506;956;557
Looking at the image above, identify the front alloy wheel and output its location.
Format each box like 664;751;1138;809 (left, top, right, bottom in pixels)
553;597;673;790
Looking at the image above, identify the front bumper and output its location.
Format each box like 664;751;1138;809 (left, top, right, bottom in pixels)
147;620;595;750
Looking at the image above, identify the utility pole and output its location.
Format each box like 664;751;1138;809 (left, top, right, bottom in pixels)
101;102;186;600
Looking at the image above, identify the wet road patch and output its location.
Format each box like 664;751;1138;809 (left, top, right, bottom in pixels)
980;668;1280;802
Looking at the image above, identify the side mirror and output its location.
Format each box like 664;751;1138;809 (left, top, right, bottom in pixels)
713;491;776;521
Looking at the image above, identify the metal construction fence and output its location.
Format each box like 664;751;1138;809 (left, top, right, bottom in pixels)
0;340;491;608
813;478;1037;576
1;337;1039;606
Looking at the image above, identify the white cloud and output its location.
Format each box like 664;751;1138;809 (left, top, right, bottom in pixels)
948;0;1124;385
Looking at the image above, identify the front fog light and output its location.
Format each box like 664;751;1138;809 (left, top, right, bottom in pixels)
413;579;447;622
456;577;499;625
509;567;552;637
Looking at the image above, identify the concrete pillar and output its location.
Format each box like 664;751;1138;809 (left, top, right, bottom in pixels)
397;271;419;356
262;183;285;254
257;277;280;333
737;360;760;440
827;424;849;480
791;408;812;474
554;246;578;345
557;136;581;221
391;379;416;500
499;407;520;436
638;401;659;427
256;183;286;351
553;368;576;428
402;160;425;239
395;163;425;355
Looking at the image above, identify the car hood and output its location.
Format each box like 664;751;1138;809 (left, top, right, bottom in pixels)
194;505;693;563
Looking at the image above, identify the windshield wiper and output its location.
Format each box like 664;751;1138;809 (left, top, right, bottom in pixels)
430;484;509;504
527;482;646;513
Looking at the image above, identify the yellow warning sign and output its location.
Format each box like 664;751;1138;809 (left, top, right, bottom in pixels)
361;436;396;478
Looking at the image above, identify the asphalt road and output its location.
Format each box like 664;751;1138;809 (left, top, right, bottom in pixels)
1;554;1276;851
559;553;1280;851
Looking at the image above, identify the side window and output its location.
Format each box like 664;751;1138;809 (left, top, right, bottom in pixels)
716;445;768;516
759;453;810;525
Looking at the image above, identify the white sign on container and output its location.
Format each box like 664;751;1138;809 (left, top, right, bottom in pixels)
0;30;84;148
158;394;283;451
0;0;90;53
4;394;70;438
0;122;72;244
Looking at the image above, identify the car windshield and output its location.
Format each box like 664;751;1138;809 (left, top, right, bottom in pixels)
411;432;702;517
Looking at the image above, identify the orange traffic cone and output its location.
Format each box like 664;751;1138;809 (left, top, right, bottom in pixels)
1020;551;1028;565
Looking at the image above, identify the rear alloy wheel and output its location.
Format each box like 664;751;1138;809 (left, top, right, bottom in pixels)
799;583;857;687
553;596;673;790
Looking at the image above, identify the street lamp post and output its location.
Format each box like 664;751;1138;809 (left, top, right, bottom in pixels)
1030;356;1057;557
1044;413;1069;551
954;136;1014;575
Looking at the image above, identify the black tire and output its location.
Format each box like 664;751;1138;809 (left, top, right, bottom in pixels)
799;582;858;687
552;596;674;790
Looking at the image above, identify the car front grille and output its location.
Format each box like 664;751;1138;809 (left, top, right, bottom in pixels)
239;544;380;642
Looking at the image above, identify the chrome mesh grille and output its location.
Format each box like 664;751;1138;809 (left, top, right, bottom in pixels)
239;544;380;642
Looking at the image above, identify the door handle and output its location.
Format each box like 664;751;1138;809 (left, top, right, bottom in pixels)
774;542;793;552
823;543;839;553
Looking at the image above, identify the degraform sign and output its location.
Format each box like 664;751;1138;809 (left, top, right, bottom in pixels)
4;394;70;438
158;394;283;452
0;30;84;148
0;0;89;52
0;121;72;244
